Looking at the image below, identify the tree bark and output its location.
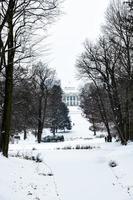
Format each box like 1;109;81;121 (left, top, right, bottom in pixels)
0;2;14;156
23;128;27;140
37;96;42;143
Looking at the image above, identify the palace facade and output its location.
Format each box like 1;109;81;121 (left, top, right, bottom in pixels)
62;86;80;106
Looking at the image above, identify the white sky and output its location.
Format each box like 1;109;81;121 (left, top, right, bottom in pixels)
44;0;111;87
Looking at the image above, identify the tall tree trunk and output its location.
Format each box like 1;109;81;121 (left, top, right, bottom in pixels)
0;3;14;156
37;90;48;143
37;96;42;143
92;77;112;140
107;79;126;144
125;85;130;140
23;128;27;140
92;117;96;136
41;93;48;131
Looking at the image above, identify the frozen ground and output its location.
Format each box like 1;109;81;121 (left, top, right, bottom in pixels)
0;106;133;200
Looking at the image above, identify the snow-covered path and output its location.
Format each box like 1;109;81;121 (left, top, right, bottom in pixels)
41;107;132;200
43;148;131;200
64;106;93;139
7;106;133;200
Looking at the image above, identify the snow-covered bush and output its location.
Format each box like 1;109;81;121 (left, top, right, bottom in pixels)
10;151;43;163
80;145;93;149
75;145;94;149
75;145;80;149
62;146;72;150
96;134;105;138
56;145;98;150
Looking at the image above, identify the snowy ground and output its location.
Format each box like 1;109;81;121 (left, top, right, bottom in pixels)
1;106;133;200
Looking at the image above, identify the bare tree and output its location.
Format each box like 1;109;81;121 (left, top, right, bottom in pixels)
76;37;127;144
77;42;113;141
103;0;133;141
32;62;56;143
0;0;61;156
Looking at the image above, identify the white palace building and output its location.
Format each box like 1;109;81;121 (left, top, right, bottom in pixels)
62;86;80;106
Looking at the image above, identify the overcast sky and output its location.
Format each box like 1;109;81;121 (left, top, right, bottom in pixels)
45;0;111;87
